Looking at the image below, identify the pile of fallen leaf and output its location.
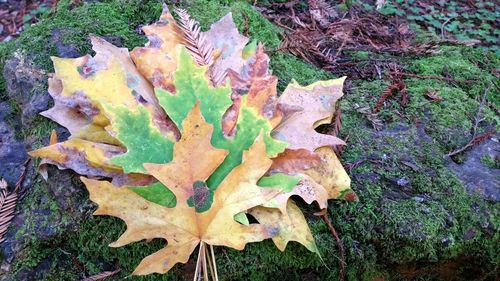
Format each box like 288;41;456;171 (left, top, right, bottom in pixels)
30;6;354;278
0;0;56;42
258;0;437;79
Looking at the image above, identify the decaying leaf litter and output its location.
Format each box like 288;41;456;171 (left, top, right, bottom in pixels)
260;0;497;139
259;0;437;79
29;6;354;279
0;0;57;42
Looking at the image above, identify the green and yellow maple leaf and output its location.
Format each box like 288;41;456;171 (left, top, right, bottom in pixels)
29;6;355;277
83;104;281;274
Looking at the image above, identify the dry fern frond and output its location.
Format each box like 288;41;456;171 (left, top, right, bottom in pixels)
0;179;18;243
373;81;407;113
210;64;228;87
175;8;214;66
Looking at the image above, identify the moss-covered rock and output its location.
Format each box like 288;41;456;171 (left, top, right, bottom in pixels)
0;1;498;280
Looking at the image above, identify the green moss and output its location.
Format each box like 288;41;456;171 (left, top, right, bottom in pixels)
404;47;499;152
480;155;499;169
409;46;500;105
0;0;163;96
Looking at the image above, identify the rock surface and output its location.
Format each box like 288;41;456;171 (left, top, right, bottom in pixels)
447;134;500;202
0;102;28;187
3;54;50;126
0;54;87;280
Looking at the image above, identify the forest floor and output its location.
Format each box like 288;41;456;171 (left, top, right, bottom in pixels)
0;1;498;281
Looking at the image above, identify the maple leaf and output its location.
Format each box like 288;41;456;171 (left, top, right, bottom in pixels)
29;8;355;277
83;104;281;275
154;45;287;191
204;12;250;86
130;6;184;92
29;35;177;178
272;78;346;151
249;200;318;253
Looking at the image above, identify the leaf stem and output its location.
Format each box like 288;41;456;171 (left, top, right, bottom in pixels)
202;242;208;281
210;245;219;281
194;242;203;281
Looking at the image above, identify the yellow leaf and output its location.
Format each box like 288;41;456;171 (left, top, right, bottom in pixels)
304;146;353;200
131;5;184;91
263;174;329;213
29;138;124;177
272;78;346;151
83;103;281;275
250;201;318;253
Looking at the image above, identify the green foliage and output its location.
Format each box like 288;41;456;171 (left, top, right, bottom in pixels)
22;4;52;28
155;47;286;190
375;0;499;53
129;182;176;208
480;156;499;169
107;105;174;173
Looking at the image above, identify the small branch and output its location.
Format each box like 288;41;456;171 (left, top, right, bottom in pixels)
242;11;249;37
194;243;203;281
205;245;215;280
393;72;475;85
315;209;345;281
202;242;208;281
446;130;496;158
446;85;492;157
346;158;383;173
15;158;31;193
210;245;219;281
81;269;120;281
440;17;454;40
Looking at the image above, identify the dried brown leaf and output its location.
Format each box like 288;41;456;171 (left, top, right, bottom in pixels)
424;89;444;102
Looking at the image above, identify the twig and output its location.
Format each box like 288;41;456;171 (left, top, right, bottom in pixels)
205;245;215;280
242;11;249;37
202;242;208;281
446;85;492;157
394;72;474;84
194;243;203;281
81;269;121;281
440;17;454;40
345;158;383;173
446;130;496;158
316;209;345;281
15;158;31;193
